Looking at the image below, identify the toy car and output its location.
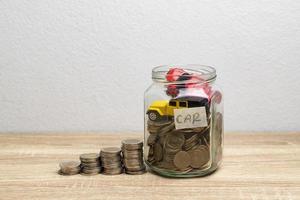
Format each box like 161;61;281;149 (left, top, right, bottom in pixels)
147;97;209;121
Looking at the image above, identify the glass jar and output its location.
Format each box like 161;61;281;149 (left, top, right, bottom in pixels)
144;65;223;177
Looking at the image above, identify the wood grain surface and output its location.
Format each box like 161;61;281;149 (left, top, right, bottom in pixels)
0;132;299;200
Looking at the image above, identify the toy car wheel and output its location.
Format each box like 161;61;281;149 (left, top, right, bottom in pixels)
148;111;160;121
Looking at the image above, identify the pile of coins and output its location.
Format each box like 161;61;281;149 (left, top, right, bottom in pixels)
100;147;123;175
146;99;212;173
122;139;146;175
80;153;101;175
59;161;81;175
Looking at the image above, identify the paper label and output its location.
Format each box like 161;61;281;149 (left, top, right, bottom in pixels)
174;107;208;130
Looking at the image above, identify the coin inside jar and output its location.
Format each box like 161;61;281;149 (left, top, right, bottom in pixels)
158;122;175;135
147;119;173;127
188;145;210;169
173;151;191;170
164;131;185;150
147;134;157;146
153;143;163;162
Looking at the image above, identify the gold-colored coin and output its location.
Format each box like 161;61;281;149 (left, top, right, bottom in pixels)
157;160;176;170
80;171;100;176
184;133;200;144
101;147;121;155
147;119;172;127
81;162;100;168
80;153;99;162
59;161;81;175
125;166;145;171
153;143;163;162
164;132;185;154
147;146;155;163
188;145;210;169
173;151;191;170
123;158;143;165
82;167;101;174
103;153;120;159
183;133;201;151
122;139;143;150
102;168;123;175
147;134;157;146
58;169;80;176
59;161;80;170
125;169;146;175
123;151;143;159
102;162;122;168
147;125;161;133
164;153;176;163
158;133;167;146
158;122;175;135
184;142;200;151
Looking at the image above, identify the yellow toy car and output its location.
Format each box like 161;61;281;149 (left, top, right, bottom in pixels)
147;97;208;121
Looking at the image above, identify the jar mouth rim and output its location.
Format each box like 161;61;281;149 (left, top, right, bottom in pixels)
152;64;217;83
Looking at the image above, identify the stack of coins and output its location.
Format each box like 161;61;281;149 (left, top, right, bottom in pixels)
58;161;81;175
100;147;123;175
80;153;101;175
122;139;146;175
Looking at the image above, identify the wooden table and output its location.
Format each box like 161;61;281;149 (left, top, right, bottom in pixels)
0;132;299;200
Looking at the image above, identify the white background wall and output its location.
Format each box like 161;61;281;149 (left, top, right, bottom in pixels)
1;0;299;133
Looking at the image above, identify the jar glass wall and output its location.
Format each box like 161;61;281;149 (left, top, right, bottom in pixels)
144;65;223;177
